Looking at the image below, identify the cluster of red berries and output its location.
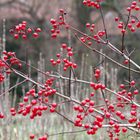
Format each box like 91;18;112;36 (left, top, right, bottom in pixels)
50;43;77;71
1;1;140;140
115;1;140;34
50;52;61;66
72;76;106;135
71;73;140;139
86;23;95;39
90;82;106;90
80;36;92;46
8;78;58;139
50;9;69;39
127;1;140;11
9;77;57;118
8;79;57;140
3;51;22;69
94;68;101;79
74;101;104;135
83;0;102;9
9;21;41;40
118;80;138;100
80;29;105;45
0;51;21;83
30;134;47;140
107;124;128;140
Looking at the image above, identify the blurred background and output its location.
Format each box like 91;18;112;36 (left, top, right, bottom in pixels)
0;0;140;140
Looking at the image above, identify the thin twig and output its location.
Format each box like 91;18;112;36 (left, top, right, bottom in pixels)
0;79;27;97
121;11;131;53
98;2;108;40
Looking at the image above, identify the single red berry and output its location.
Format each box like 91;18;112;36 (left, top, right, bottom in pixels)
33;32;39;38
61;44;67;49
128;23;132;28
50;107;55;113
51;103;57;108
50;18;56;24
127;7;131;11
51;33;57;38
124;59;129;64
116;111;121;116
35;28;42;32
86;23;90;28
131;27;135;32
27;28;32;33
59;8;64;13
133;89;139;95
23;96;28;102
115;17;119;22
10;108;15;112
137;22;140;28
130;80;135;86
84;123;90;129
88;107;94;113
131;110;136;116
22;34;27;40
90;92;95;97
31;99;37;105
96;115;104;122
14;34;19;39
30;134;35;139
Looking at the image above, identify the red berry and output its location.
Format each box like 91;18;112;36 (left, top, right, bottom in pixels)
10;108;15;112
22;34;27;40
95;69;100;74
86;23;90;28
51;103;57;108
115;17;119;22
124;59;129;64
50;107;55;113
84;123;90;129
23;96;28;102
33;32;39;38
133;89;138;95
116;111;121;116
131;110;136;116
96;115;104;122
31;99;37;105
14;34;19;39
62;43;67;49
27;28;32;33
50;18;56;24
51;33;57;38
130;80;135;86
35;28;42;32
30;134;35;139
88;107;94;113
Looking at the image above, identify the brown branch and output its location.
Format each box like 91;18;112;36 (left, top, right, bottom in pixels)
7;67;139;133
